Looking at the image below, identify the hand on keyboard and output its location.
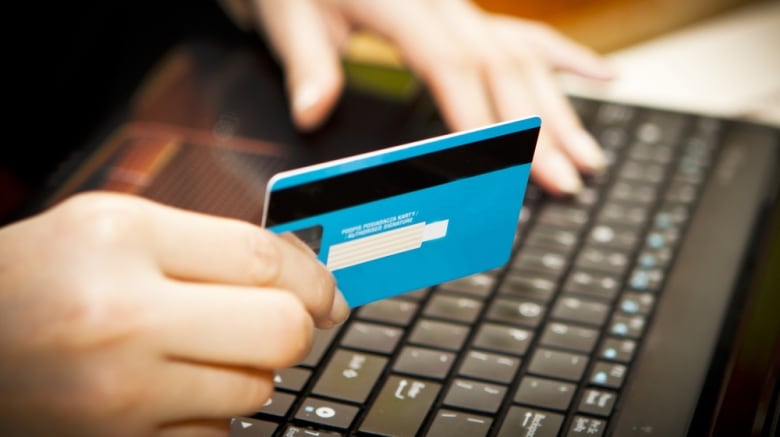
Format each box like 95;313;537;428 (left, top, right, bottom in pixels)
237;0;614;195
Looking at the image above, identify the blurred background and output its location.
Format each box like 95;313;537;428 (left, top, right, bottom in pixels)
475;0;761;52
4;0;778;224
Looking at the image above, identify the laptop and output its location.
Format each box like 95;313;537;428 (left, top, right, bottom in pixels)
34;38;780;437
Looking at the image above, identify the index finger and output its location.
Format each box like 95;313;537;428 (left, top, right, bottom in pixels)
138;199;348;326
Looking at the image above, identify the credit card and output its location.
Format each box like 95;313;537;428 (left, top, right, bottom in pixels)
262;116;540;308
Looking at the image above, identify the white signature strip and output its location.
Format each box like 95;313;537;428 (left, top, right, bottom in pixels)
327;223;426;270
330;232;425;266
327;220;450;271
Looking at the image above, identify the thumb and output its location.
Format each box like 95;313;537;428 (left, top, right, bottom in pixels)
253;0;344;131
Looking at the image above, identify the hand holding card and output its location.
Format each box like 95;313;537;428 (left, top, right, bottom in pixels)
263;117;541;308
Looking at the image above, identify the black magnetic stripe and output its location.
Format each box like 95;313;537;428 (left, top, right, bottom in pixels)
266;127;538;225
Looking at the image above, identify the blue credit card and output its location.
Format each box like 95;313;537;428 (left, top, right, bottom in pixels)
262;116;540;308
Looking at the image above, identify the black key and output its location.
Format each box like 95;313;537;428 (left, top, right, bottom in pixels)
527;348;589;382
578;389;617;417
587;224;640;250
600;139;621;169
650;209;681;232
400;288;431;301
408;319;469;350
566;416;607;437
340;321;402;354
569;96;598;120
497;406;564;437
356;298;418;326
230;417;278;436
274;367;311;392
575;246;630;276
443;378;507;414
295;397;359;429
499;270;557;303
514;376;576;411
258;391;296;418
619;160;666;184
628;142;675;164
438;273;496;299
635;112;687;144
281;426;343;436
458;350;520;384
423;294;483;324
393;346;455;380
551;296;609;327
568;186;601;209
589;361;628;389
563;270;620;301
595;102;637;126
646;228;680;250
425;409;492;437
627;267;665;292
523;184;545;205
655;203;690;228
512;250;569;278
472;323;533;356
486;298;545;328
635;247;672;270
599;338;637;363
312;349;387;403
675;158;707;184
299;327;340;367
517;204;535;235
598;203;648;227
607;180;658;205
360;376;440;436
524;226;579;255
674;154;710;185
665;180;699;204
539;322;599;354
537;205;590;230
618;292;655;316
609;314;646;339
596;126;630;151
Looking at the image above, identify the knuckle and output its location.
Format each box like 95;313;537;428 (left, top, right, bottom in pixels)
483;52;520;75
56;192;144;248
51;268;144;352
72;364;143;418
235;371;275;414
435;49;477;74
53;281;143;359
270;295;314;367
311;272;336;321
246;228;283;285
66;283;139;335
413;40;477;81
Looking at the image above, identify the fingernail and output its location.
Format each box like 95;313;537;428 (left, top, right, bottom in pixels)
294;82;322;115
329;287;350;326
570;131;607;173
550;151;584;195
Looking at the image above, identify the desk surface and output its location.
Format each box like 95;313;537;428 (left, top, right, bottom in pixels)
561;0;780;126
347;1;780;127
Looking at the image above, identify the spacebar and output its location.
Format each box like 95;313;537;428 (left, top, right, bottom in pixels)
359;375;441;436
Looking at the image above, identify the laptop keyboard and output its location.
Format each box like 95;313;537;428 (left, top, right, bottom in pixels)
230;97;723;436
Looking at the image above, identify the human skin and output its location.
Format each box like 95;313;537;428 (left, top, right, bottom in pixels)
249;0;614;195
0;192;348;436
